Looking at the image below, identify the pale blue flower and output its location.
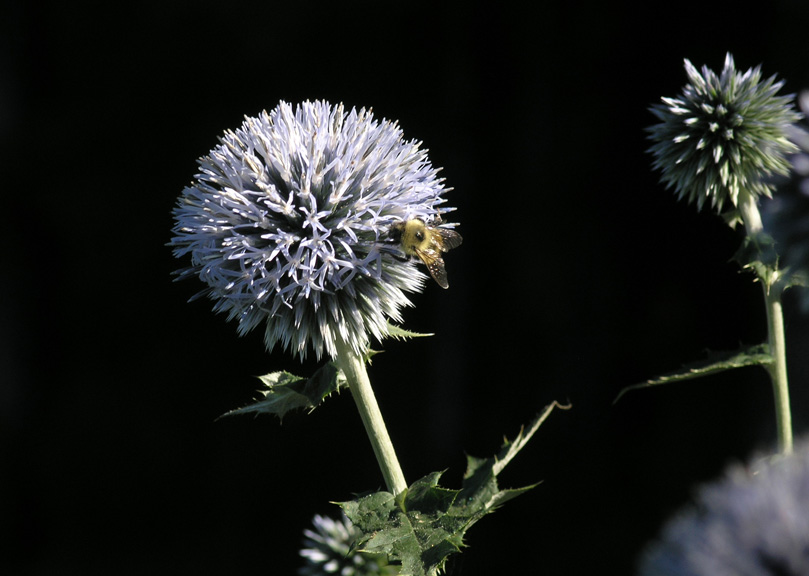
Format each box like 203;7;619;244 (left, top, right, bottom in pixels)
170;101;454;360
648;53;799;213
639;440;809;575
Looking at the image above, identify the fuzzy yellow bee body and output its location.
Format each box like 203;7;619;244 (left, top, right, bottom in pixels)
390;218;462;289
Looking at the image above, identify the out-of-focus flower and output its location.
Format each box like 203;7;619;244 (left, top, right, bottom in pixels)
170;101;455;360
638;439;809;575
648;53;800;214
761;90;809;309
299;513;398;576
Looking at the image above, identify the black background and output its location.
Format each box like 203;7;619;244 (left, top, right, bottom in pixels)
4;1;809;574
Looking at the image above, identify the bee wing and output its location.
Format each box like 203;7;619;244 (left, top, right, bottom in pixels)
416;248;449;289
436;228;463;252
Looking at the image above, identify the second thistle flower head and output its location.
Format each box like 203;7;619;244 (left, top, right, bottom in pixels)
170;100;456;360
299;513;398;576
648;53;800;213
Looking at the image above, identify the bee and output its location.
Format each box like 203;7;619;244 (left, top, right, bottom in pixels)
389;218;462;289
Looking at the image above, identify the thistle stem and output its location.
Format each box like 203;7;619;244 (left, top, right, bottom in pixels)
334;339;408;495
738;190;793;454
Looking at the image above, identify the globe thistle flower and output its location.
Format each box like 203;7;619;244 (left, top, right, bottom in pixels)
170;100;455;360
638;439;809;576
299;513;398;576
648;53;800;214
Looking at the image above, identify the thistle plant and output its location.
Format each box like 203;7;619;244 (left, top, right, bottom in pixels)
619;54;804;455
626;55;809;575
170;100;453;496
170;100;563;575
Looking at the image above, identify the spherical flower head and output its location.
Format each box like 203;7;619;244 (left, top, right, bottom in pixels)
299;513;398;576
648;53;800;214
638;439;809;576
170;101;455;360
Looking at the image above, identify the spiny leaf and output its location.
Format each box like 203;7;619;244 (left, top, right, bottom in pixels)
385;322;434;341
364;349;383;364
730;231;807;293
462;402;568;504
782;267;809;289
219;362;346;420
338;402;568;576
364;324;432;364
613;344;773;404
732;232;791;293
341;473;463;576
734;234;776;288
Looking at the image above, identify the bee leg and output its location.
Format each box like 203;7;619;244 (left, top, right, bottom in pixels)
377;244;409;262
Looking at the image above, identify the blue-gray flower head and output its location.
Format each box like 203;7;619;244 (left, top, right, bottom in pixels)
648;53;800;213
170;101;455;360
299;513;397;576
638;439;809;576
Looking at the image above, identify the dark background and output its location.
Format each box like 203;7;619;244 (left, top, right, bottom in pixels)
4;1;809;574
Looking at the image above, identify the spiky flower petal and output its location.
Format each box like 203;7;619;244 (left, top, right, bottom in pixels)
648;53;800;213
638;440;809;576
170;101;455;360
299;513;398;576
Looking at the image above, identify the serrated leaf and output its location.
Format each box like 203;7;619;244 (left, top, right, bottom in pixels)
364;349;383;364
341;473;464;576
726;221;806;295
775;265;809;292
384;322;434;341
459;402;566;514
338;402;568;575
732;232;781;291
219;362;347;420
613;344;773;404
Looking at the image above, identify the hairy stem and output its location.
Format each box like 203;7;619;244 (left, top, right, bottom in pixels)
738;190;793;454
335;339;408;494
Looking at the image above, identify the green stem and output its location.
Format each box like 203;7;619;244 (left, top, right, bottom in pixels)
765;293;792;454
738;190;793;454
334;339;408;495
